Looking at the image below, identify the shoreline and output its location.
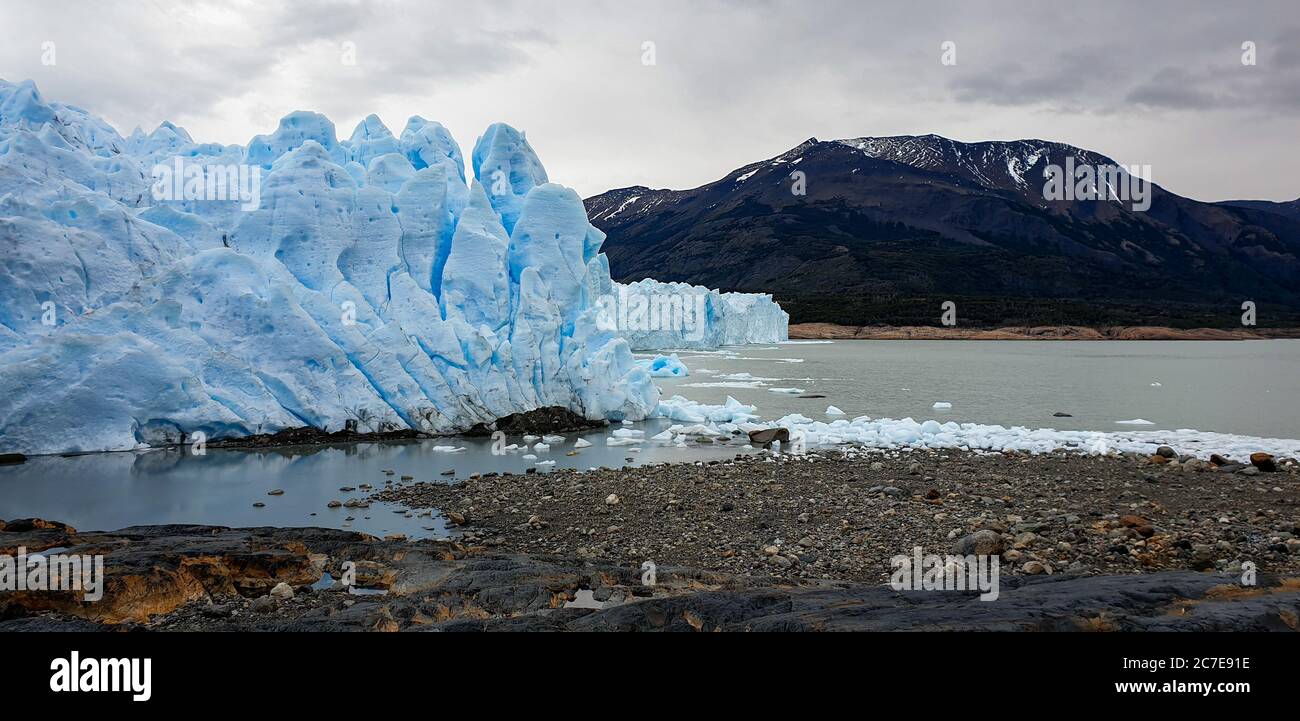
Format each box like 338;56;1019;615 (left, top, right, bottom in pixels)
4;407;609;461
4;447;1297;631
789;323;1300;340
369;447;1300;585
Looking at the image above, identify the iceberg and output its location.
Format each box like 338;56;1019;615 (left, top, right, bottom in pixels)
637;353;689;378
605;278;787;350
0;79;657;455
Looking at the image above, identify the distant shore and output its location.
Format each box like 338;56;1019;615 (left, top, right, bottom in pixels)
789;323;1300;340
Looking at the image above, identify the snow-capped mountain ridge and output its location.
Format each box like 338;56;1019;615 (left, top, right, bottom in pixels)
585;132;1300;321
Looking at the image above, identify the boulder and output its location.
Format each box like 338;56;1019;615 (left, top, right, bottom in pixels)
747;428;790;447
953;530;1004;556
1250;452;1277;472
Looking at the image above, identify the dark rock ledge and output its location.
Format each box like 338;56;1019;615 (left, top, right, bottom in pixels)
1;521;1297;632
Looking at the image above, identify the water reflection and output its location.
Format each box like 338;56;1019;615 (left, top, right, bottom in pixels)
0;419;751;539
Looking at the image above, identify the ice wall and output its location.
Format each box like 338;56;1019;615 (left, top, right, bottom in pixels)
0;79;656;454
611;278;789;350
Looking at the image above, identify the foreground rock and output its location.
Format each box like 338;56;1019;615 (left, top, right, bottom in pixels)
1;522;1297;632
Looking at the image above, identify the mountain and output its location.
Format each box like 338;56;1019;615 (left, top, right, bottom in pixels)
1217;197;1300;222
586;135;1300;327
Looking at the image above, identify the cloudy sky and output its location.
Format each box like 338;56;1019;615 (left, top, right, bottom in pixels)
3;0;1297;201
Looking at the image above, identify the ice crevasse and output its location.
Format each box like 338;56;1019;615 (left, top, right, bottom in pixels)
0;79;657;455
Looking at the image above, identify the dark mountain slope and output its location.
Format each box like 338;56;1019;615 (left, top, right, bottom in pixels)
586;136;1300;327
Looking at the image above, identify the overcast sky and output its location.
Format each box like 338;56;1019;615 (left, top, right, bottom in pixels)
3;0;1297;201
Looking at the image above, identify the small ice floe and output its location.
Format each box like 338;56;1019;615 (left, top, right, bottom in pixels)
1116;419;1155;425
651;395;759;424
535;460;556;466
607;437;641;446
826;405;845;415
533;443;550;452
574;438;593;448
522;454;538;460
1150;382;1162;387
637;353;690;378
523;434;540;442
542;434;566;444
932;402;953;409
650;429;674;441
769;387;805;394
431;445;466;453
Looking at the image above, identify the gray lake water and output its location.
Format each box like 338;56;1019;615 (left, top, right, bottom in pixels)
660;340;1300;439
2;339;1297;538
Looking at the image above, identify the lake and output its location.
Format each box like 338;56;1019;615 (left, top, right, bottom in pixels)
3;339;1297;538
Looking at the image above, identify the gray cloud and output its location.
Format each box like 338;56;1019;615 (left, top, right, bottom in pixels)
1;0;1296;201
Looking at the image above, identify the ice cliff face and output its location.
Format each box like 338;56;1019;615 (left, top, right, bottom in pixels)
0;79;657;455
610;279;788;350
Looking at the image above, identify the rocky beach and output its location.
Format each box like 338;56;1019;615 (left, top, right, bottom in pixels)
4;445;1298;632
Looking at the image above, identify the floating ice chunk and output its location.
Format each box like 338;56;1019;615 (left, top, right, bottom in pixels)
523;435;541;442
542;434;566;444
932;402;953;409
533;443;550;452
573;438;593;448
522;454;537;460
1150;382;1163;387
637;353;690;378
650;430;674;441
1116;419;1155;425
431;445;467;453
606;436;642;446
920;420;942;435
536;460;556;466
612;428;644;438
769;387;804;394
826;405;845;415
652;395;758;424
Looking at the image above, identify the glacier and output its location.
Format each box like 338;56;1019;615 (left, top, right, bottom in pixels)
607;278;788;350
0;79;660;455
